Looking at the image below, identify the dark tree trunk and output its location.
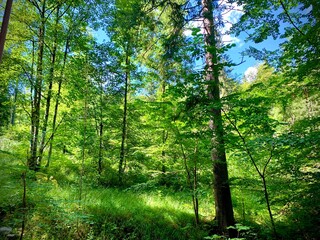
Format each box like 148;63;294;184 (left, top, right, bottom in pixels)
28;0;46;170
119;52;130;184
202;0;235;235
0;0;13;62
98;120;103;174
262;175;276;235
46;36;69;167
39;6;60;165
193;142;199;225
161;77;167;173
10;80;18;125
98;81;104;174
181;141;200;225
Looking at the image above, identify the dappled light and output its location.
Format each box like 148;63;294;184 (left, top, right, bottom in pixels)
0;0;319;239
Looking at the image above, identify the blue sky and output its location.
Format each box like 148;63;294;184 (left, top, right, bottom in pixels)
223;3;312;80
93;2;286;81
220;4;284;80
225;33;284;80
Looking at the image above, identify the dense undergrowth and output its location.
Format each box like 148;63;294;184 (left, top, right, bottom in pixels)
0;137;319;240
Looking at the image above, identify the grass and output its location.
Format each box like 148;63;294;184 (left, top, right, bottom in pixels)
16;184;211;239
0;143;213;239
81;188;208;239
0;148;270;240
1;136;318;239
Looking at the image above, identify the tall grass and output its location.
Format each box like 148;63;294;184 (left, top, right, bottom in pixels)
2;136;313;239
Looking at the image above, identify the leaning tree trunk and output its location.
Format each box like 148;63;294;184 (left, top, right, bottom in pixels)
28;0;46;170
202;0;235;235
0;0;13;63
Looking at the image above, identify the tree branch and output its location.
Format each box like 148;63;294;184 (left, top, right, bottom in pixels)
279;0;312;45
222;108;263;178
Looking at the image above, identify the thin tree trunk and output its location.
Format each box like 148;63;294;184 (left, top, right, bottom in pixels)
38;6;60;165
98;81;103;174
20;171;27;240
202;0;235;235
119;52;130;184
10;80;19;125
193;141;199;225
262;175;276;235
38;65;53;164
46;35;70;167
179;139;200;225
0;0;13;63
223;110;277;237
79;78;87;204
161;78;168;173
29;40;35;154
28;0;46;170
98;120;103;174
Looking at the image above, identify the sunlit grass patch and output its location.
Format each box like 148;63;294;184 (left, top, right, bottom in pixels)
67;187;208;239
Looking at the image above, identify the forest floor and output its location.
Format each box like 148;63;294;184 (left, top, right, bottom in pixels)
0;144;219;240
1;137;316;239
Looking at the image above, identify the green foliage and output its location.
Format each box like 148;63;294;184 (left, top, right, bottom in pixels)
0;139;213;239
224;63;320;238
0;0;319;239
232;0;320;79
204;224;256;240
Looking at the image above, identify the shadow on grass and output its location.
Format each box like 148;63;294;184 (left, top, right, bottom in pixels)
83;188;209;240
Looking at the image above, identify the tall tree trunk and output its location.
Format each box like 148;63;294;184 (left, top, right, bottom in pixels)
160;72;167;173
38;6;60;165
193;141;199;225
28;0;46;170
46;36;69;167
202;0;235;235
0;0;13;63
98;81;104;174
10;80;19;125
118;52;130;184
79;68;88;208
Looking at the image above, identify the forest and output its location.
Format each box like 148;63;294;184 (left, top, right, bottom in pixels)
0;0;319;239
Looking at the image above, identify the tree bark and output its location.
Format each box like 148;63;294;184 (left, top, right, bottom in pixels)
118;52;130;184
0;0;13;63
161;75;167;173
46;35;70;167
202;0;235;235
28;0;46;170
179;139;200;225
38;6;60;165
98;81;104;174
10;80;19;125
